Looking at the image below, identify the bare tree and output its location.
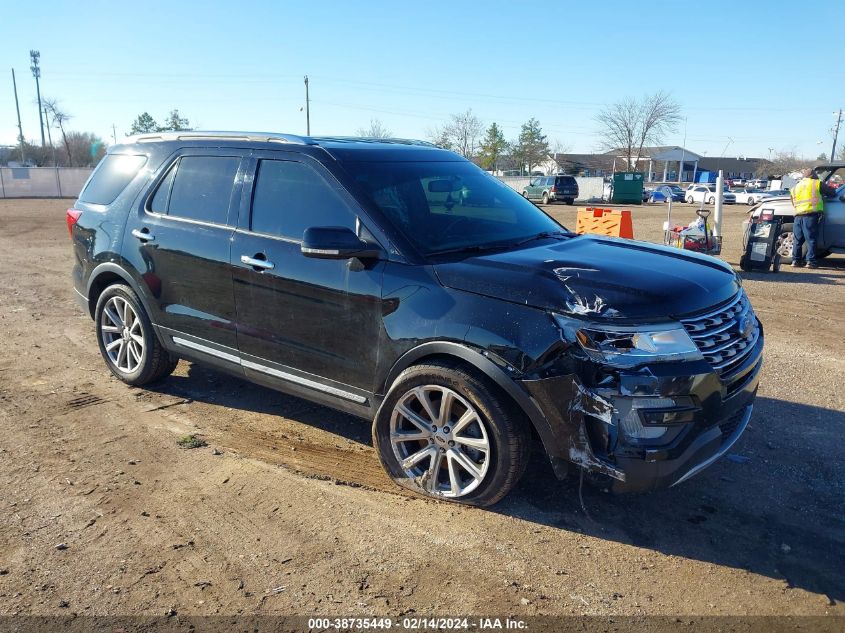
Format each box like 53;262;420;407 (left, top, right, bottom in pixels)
43;98;73;167
547;139;572;174
763;149;815;177
356;118;392;138
427;109;483;158
595;91;682;171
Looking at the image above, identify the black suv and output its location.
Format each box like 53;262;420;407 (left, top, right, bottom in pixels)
69;132;763;506
522;174;579;205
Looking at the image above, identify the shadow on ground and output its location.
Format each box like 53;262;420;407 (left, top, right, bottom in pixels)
149;365;845;605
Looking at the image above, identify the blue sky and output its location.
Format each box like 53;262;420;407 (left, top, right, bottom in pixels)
2;0;842;159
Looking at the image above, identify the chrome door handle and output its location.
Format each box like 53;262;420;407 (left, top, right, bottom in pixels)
241;254;275;270
131;228;155;242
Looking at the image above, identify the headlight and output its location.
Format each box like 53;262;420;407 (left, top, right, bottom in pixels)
554;315;702;367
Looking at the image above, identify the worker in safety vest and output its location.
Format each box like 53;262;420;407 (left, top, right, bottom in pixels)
790;168;836;268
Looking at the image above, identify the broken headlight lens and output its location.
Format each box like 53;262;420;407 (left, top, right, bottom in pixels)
555;316;702;366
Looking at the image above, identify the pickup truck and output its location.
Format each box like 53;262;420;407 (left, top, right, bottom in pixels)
746;163;845;261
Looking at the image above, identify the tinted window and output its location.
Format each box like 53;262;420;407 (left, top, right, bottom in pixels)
555;176;576;186
79;154;147;205
149;164;176;214
167;156;240;225
251;160;356;239
346;160;564;256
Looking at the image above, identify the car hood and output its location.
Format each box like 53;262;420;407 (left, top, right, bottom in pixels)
433;235;739;321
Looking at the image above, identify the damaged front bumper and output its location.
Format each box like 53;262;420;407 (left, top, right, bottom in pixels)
520;332;763;493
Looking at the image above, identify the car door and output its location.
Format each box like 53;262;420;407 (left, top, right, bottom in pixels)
526;177;540;199
122;149;245;365
231;153;385;404
820;170;845;250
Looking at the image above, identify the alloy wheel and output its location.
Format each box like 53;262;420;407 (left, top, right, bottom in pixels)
389;385;491;498
100;296;145;373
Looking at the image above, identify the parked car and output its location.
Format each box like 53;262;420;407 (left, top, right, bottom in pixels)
731;187;770;205
759;189;790;200
746;163;845;262
522;174;579;205
69;131;763;505
746;178;769;189
651;184;685;203
685;184;737;204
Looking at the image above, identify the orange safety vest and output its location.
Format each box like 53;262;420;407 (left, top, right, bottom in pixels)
791;178;824;215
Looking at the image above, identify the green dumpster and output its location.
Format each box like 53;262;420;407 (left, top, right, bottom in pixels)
611;172;644;205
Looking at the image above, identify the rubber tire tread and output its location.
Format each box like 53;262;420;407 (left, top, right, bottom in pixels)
94;284;178;386
373;360;531;507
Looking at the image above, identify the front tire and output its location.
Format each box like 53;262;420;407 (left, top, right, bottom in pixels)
686;196;694;203
373;362;531;506
95;284;177;385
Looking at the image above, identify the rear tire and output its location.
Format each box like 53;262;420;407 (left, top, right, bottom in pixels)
686;196;694;203
95;284;178;386
373;362;531;507
707;196;715;204
565;198;574;205
542;193;549;205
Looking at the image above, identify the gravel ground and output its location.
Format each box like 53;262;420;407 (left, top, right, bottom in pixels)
0;198;843;618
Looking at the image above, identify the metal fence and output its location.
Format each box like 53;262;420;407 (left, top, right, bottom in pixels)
496;176;605;202
0;167;93;199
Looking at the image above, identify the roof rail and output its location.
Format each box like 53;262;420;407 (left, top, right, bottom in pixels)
310;136;436;147
125;131;314;145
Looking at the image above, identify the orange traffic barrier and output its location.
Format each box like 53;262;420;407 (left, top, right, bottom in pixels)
575;207;634;239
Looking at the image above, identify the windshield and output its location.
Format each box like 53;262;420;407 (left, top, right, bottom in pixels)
345;160;566;256
668;186;683;192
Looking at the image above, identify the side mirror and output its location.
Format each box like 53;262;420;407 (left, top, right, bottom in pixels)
301;226;381;260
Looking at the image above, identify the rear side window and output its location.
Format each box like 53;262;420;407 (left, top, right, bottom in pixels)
79;154;147;205
250;160;356;239
555;176;576;186
162;156;240;225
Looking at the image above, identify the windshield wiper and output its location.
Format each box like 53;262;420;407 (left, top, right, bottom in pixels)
427;242;515;257
511;230;570;246
427;231;570;257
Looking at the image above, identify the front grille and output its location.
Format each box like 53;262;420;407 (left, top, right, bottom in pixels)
680;291;760;377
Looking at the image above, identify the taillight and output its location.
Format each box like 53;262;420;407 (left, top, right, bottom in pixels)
66;208;82;238
550;186;557;193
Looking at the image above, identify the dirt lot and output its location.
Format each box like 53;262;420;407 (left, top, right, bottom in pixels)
1;198;843;618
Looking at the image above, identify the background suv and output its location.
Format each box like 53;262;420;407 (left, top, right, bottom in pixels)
69;132;763;506
747;163;845;261
522;174;579;205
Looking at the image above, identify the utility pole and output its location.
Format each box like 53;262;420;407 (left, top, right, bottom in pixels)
112;124;117;145
304;75;310;136
11;68;26;164
30;50;45;146
831;108;842;165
